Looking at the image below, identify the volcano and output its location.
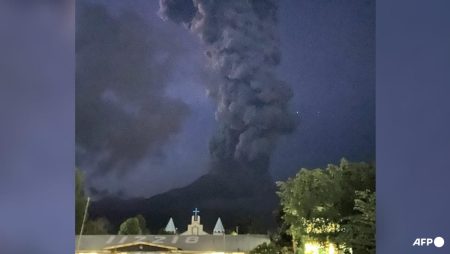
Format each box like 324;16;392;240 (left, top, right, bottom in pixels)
89;170;279;234
89;0;293;234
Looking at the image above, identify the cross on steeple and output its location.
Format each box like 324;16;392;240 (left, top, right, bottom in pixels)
193;208;200;221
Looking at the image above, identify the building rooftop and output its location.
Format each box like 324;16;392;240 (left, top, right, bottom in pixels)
76;234;270;253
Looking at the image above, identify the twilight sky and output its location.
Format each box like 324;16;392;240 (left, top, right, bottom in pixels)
76;0;375;198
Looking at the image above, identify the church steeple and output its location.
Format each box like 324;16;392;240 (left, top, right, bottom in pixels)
213;217;225;235
164;217;177;234
181;208;209;235
192;208;200;221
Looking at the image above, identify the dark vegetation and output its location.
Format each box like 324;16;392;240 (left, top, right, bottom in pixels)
77;158;375;254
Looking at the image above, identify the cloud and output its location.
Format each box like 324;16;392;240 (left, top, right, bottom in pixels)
76;1;189;182
159;0;297;173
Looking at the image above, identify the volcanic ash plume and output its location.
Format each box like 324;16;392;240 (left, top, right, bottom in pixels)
159;0;296;173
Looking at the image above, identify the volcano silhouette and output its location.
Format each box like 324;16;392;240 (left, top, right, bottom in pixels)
89;169;279;234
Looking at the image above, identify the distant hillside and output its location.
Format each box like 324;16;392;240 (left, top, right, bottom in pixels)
89;171;279;234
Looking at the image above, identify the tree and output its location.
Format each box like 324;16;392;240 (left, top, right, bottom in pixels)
277;159;375;253
277;167;340;245
251;210;294;254
85;217;112;235
136;214;150;234
118;217;142;235
338;190;376;254
75;168;88;234
250;242;292;254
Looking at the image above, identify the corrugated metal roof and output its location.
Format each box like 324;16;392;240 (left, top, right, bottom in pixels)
76;235;269;252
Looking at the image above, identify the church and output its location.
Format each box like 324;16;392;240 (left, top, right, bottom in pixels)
76;209;270;254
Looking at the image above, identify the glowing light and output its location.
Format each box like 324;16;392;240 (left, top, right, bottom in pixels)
304;242;320;254
329;243;336;254
304;241;337;254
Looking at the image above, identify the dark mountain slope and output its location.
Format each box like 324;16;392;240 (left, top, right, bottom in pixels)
90;171;279;234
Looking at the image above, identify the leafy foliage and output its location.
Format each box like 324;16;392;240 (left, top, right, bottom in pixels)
251;216;294;254
136;214;150;234
277;159;375;253
118;217;142;235
85;217;112;235
250;242;292;254
250;242;278;254
338;190;376;254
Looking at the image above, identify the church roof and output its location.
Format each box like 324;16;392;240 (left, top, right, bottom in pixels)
76;235;270;253
213;217;225;233
104;241;179;252
164;217;176;233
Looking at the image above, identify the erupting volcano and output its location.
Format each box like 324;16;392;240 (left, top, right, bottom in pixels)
90;0;296;233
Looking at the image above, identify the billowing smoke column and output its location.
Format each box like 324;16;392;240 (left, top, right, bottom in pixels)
159;0;296;174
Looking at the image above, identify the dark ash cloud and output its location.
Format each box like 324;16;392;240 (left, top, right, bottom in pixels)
76;1;189;185
159;0;296;173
